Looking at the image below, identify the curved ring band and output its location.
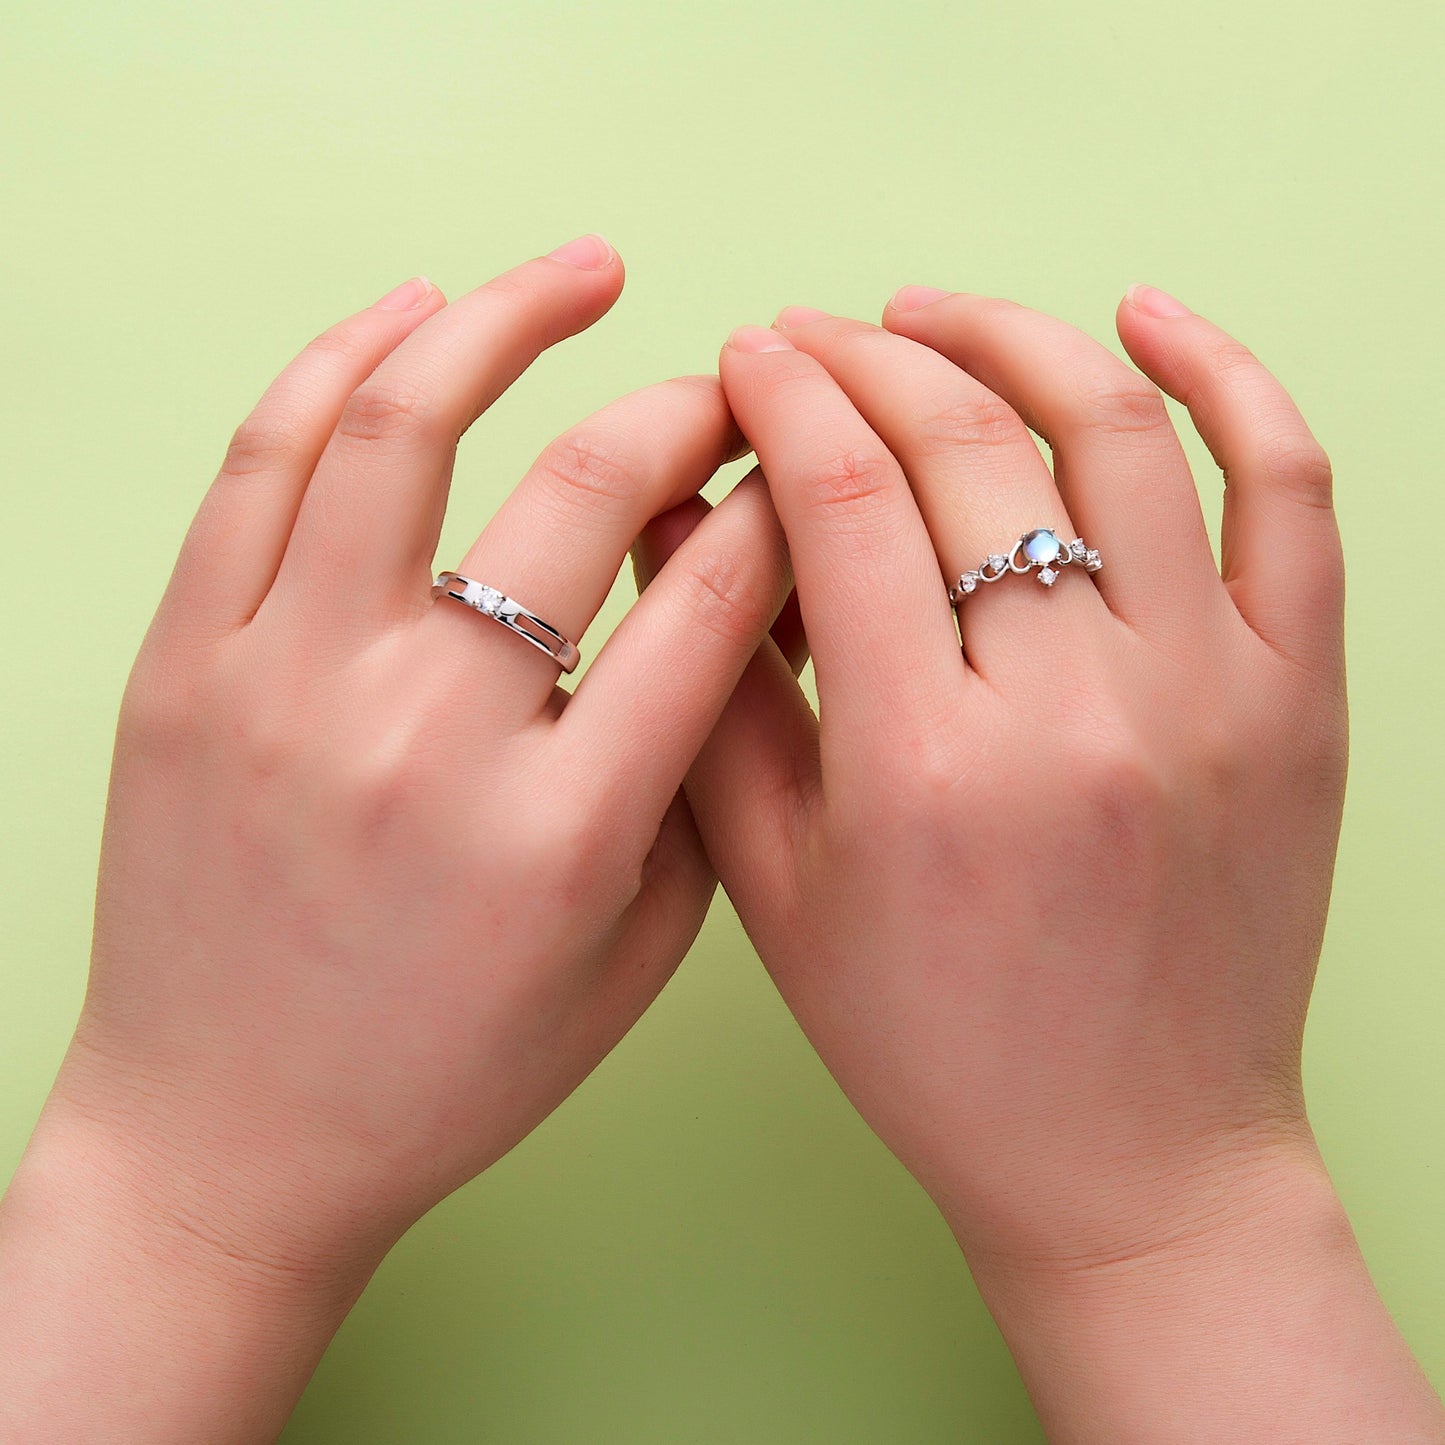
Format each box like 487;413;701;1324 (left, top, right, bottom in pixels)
948;528;1103;607
432;572;581;674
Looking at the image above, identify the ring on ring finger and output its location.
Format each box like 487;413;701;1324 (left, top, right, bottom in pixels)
948;527;1104;606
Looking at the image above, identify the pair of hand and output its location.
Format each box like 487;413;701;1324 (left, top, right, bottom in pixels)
2;236;1439;1443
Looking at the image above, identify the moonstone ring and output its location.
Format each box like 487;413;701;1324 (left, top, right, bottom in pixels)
947;528;1103;607
433;572;581;673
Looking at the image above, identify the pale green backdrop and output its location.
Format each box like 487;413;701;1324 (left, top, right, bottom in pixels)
3;2;1442;1440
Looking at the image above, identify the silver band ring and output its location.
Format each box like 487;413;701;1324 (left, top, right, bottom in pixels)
948;528;1103;607
433;572;581;673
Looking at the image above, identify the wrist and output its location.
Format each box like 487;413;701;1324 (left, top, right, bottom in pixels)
0;1052;380;1443
945;1114;1332;1286
15;1075;377;1318
48;1020;404;1292
954;1132;1445;1442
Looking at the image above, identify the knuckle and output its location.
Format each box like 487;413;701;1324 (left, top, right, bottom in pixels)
676;547;771;650
897;733;971;811
660;372;725;404
533;428;647;513
325;744;432;847
971;295;1026;324
1070;370;1171;436
912;393;1028;458
303;317;369;361
1207;337;1265;383
1180;720;1255;811
335;379;437;447
511;795;628;903
1255;433;1334;506
231;702;307;785
1071;732;1172;853
116;663;207;761
221;412;308;479
804;446;898;516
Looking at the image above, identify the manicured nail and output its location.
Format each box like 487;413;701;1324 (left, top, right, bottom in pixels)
774;306;832;329
889;285;951;313
1126;284;1192;318
373;276;432;311
546;233;615;270
728;325;796;354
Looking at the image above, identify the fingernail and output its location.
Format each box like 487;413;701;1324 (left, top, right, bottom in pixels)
774;306;832;329
546;233;615;270
373;276;432;311
889;285;951;313
728;325;796;354
1126;284;1192;318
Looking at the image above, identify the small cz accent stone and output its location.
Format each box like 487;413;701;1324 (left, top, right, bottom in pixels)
1021;528;1063;565
473;585;505;615
957;571;979;595
986;554;1008;572
1037;567;1059;586
1070;538;1089;561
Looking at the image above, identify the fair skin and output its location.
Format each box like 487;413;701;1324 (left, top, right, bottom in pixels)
0;249;1439;1442
0;237;803;1442
648;284;1444;1442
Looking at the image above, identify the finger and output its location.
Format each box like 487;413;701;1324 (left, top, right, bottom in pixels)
158;277;446;642
883;289;1224;636
775;310;1104;682
718;326;963;755
631;495;819;905
421;375;749;717
1116;286;1343;668
267;236;625;629
630;494;809;675
614;789;715;971
560;470;809;850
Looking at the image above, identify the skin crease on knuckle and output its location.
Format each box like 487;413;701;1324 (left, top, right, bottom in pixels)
220;412;311;480
1255;432;1335;506
334;377;441;450
674;542;773;651
534;427;650;514
912;393;1031;459
1069;369;1172;437
800;445;899;520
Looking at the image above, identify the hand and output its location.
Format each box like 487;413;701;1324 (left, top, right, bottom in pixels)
0;239;793;1443
673;289;1443;1439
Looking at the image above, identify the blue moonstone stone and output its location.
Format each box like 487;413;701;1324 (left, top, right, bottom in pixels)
1021;528;1062;565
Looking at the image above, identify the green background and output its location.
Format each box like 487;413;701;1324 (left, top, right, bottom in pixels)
3;2;1441;1439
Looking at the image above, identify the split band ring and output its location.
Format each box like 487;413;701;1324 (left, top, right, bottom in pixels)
432;572;581;674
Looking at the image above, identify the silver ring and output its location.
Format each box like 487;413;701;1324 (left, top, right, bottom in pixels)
433;572;581;673
948;528;1103;607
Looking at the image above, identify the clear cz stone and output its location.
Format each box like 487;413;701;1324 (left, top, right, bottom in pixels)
986;554;1008;572
1021;528;1062;565
1037;567;1059;586
956;570;979;595
1084;550;1103;572
474;584;505;615
1070;538;1088;561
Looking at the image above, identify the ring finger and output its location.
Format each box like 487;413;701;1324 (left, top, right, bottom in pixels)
882;290;1224;638
419;374;749;718
775;310;1109;681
